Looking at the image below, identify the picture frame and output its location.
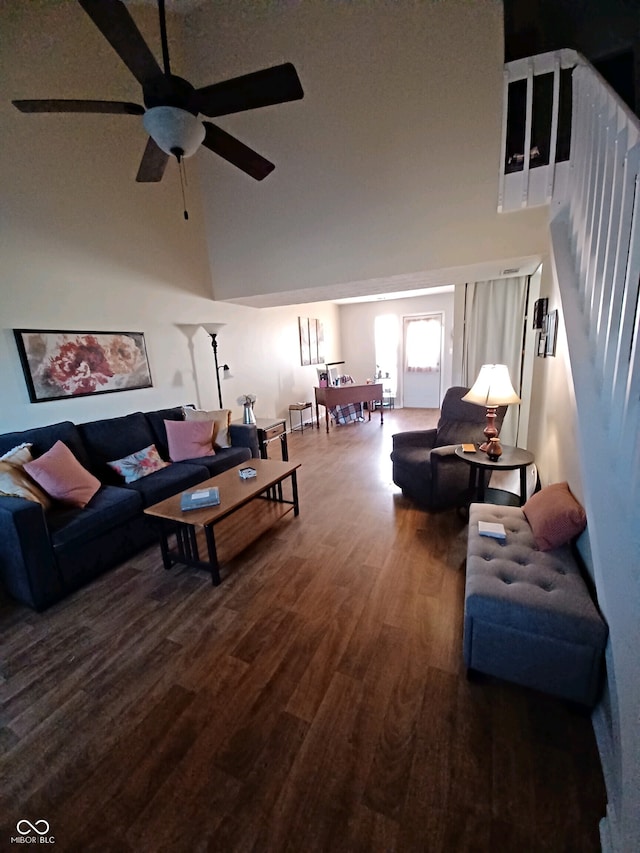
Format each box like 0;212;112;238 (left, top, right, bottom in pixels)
13;329;153;403
317;320;325;364
309;318;319;365
537;330;547;358
545;309;558;357
298;317;311;366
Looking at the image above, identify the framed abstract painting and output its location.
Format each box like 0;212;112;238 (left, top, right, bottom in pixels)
298;317;311;366
13;329;153;403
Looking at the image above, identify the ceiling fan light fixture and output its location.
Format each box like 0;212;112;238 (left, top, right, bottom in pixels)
143;106;205;158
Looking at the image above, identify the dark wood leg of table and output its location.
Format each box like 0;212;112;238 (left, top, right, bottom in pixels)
159;521;172;570
477;467;486;502
315;401;320;429
519;466;527;506
204;525;221;586
467;466;476;501
325;406;329;433
291;470;299;517
281;432;289;461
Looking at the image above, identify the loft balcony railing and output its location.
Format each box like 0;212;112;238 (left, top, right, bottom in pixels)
499;49;578;212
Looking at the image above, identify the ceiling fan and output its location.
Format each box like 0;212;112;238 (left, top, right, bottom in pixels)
12;0;304;184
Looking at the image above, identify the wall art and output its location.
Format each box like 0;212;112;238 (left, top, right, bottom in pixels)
13;329;153;403
545;309;558;357
298;317;311;366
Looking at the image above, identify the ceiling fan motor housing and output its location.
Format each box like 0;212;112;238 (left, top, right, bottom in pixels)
143;106;205;158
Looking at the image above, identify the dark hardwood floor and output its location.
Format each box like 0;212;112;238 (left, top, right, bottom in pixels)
0;408;606;852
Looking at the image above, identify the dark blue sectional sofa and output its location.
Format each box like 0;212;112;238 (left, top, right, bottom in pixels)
0;406;259;611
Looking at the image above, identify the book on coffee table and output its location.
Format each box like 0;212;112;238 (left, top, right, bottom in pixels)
180;487;220;511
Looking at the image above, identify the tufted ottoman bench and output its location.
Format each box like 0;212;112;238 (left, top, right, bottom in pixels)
463;503;608;707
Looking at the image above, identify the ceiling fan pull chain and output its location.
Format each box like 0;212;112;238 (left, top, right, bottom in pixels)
178;154;189;220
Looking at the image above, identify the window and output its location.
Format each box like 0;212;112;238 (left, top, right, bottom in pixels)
374;314;399;393
404;315;441;372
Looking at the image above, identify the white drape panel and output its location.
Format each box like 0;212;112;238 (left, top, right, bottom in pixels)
462;276;528;445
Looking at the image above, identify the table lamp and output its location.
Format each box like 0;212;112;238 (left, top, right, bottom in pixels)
462;364;521;460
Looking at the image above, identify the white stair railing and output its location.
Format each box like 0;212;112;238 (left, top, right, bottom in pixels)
541;56;640;853
503;48;640;853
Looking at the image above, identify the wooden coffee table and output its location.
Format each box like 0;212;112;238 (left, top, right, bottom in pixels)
144;458;300;585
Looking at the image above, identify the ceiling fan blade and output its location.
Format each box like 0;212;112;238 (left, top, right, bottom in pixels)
78;0;163;88
136;137;169;182
195;63;304;118
12;99;144;115
202;122;275;180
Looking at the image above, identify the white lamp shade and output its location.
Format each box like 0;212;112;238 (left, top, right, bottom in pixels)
143;106;205;157
201;323;226;335
462;364;521;406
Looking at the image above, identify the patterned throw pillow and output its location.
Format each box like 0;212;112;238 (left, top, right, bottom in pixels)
107;444;170;484
0;443;52;509
183;407;231;447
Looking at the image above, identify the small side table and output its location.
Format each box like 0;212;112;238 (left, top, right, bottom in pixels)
289;402;314;433
455;445;535;507
253;417;289;461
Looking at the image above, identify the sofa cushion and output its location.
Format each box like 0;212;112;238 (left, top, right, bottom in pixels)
165;419;216;462
0;421;91;469
0;444;53;508
180;445;251;476
24;440;101;508
120;462;209;507
107;443;170;484
48;485;143;550
78;412;156;483
523;482;587;551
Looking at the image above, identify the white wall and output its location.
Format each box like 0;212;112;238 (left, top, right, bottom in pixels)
0;2;339;432
188;0;549;304
526;263;584;498
338;290;455;407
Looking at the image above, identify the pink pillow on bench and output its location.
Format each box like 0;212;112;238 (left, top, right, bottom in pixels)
523;481;587;550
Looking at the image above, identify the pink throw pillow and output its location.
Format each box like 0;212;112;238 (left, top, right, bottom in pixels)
24;440;101;508
523;481;587;551
165;419;216;463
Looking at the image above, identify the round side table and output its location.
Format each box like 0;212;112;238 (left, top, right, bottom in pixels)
455;445;535;506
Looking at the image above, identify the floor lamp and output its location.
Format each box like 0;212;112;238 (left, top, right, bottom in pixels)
201;323;226;408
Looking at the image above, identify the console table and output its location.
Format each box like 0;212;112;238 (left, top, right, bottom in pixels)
314;383;384;433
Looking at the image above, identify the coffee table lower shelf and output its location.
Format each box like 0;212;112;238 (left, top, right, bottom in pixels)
144;460;300;585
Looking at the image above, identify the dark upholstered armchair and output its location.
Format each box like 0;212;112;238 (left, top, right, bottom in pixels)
390;386;507;511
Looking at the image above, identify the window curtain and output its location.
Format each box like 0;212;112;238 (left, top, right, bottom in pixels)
404;316;441;372
462;277;528;445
